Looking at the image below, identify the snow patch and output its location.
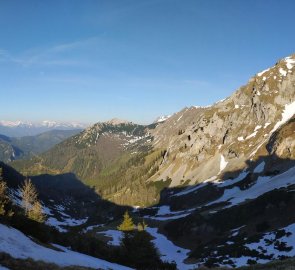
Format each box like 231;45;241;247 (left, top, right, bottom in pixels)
218;171;248;188
208;165;295;207
245;130;258;140
98;230;123;246
146;227;196;270
245;223;295;260
0;224;132;270
271;101;295;133
253;161;265;173
46;217;88;233
264;122;271;129
257;68;270;77
177;115;183;122
145;205;194;221
219;155;228;173
285;56;295;70
279;68;287;76
155;115;171;123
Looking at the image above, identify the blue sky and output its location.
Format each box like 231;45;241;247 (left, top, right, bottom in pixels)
0;0;294;124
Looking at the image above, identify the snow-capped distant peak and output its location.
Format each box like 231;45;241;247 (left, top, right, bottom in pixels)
0;120;90;137
0;120;88;129
0;120;29;127
154;115;172;123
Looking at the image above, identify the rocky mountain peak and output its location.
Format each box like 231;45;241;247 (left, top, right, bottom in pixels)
106;118;132;125
150;53;295;187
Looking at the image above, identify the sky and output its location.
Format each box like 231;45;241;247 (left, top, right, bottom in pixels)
0;0;295;124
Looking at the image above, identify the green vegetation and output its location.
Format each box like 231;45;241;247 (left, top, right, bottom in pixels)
149;177;172;194
117;211;135;232
119;230;176;270
137;220;148;232
0;168;13;217
0;130;81;163
11;123;168;206
0;168;9;215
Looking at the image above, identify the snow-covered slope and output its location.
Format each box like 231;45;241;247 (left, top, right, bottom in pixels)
0;224;132;270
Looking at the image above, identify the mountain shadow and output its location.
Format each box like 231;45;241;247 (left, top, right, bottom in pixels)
137;154;295;268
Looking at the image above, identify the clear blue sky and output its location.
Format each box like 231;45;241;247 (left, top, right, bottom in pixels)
0;0;294;124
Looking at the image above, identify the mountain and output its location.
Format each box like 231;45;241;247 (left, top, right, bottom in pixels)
0;129;82;162
13;54;295;206
3;53;295;269
150;55;295;187
0;120;88;137
11;121;162;206
0;134;23;163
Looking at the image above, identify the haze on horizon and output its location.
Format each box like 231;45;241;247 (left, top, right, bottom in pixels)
0;0;295;124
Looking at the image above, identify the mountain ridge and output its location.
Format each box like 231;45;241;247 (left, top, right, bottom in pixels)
0;120;89;137
0;129;82;162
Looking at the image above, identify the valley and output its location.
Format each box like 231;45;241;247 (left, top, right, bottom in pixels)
1;54;295;269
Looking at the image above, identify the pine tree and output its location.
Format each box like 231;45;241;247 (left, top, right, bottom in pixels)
0;168;7;216
117;211;135;232
0;168;8;216
0;168;13;217
28;201;46;223
137;220;148;231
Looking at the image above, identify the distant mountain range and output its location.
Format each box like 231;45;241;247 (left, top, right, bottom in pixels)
0;120;89;137
0;129;82;162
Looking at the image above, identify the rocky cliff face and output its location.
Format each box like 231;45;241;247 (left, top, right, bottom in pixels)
149;54;295;187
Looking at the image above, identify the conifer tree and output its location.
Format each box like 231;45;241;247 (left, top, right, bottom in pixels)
0;168;8;216
0;168;13;217
137;220;148;231
20;178;45;222
28;201;46;223
117;211;135;232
